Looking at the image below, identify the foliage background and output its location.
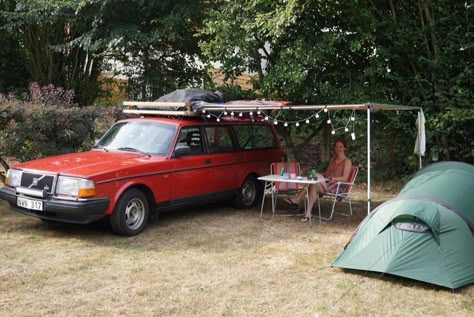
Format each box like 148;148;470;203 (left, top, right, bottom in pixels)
0;0;472;182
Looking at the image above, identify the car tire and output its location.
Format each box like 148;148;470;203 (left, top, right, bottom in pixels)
110;189;149;236
233;175;259;209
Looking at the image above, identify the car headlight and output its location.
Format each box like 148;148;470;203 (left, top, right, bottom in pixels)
6;169;22;187
56;176;96;198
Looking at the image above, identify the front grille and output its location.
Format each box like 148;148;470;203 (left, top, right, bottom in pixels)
20;172;55;194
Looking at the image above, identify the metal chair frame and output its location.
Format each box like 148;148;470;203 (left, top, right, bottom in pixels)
319;166;359;221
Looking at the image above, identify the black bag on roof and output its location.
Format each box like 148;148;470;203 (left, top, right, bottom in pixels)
157;89;224;104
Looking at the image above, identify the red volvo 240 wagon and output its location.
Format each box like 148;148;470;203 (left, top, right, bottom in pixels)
0;103;283;236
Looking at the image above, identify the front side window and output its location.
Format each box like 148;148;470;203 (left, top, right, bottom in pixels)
96;121;176;155
175;127;204;155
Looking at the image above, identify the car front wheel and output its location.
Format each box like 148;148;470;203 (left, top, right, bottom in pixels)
110;189;149;236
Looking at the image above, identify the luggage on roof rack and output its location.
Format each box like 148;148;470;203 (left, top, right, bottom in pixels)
124;88;225;116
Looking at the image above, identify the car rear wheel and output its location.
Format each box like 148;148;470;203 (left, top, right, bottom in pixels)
233;175;259;209
110;189;149;236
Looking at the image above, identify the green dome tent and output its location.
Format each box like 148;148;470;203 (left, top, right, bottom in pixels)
332;161;474;289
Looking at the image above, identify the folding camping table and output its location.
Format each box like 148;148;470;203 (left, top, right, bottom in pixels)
258;175;326;226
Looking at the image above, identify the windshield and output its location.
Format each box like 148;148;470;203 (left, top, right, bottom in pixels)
96;121;176;156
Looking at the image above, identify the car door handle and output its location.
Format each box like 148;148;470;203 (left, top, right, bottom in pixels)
204;159;212;164
236;155;243;161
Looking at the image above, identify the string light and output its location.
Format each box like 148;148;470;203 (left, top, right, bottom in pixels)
201;107;358;141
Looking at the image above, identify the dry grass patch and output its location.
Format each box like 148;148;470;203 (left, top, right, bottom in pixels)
0;187;473;317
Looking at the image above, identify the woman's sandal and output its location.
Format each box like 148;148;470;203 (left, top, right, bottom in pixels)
301;217;309;223
283;198;298;207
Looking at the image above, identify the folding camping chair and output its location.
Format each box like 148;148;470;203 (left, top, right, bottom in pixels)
320;166;359;221
264;162;305;215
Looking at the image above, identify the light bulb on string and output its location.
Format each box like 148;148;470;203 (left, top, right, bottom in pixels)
207;114;211;118
306;119;310;124
273;120;278;125
257;110;261;115
295;122;300;127
231;112;234;116
315;114;320;119
264;116;269;121
249;112;253;116
331;130;336;135
351;132;356;140
284;122;288;127
202;110;206;113
324;107;328;112
351;116;355;121
224;111;228;115
239;112;243;117
327;119;331;124
345;127;349;132
216;118;220;122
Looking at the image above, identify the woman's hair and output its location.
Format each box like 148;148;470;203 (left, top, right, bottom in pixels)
334;138;347;148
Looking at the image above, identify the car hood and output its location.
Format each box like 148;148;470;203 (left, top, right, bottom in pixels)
12;150;166;178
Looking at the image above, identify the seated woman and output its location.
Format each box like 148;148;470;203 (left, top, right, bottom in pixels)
284;138;352;222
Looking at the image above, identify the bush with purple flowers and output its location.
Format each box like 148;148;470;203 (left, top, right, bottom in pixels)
0;83;125;176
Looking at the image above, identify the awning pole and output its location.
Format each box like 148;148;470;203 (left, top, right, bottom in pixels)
418;111;422;170
367;106;371;214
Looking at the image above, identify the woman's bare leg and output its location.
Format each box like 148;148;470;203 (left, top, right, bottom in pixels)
288;185;307;204
303;184;318;218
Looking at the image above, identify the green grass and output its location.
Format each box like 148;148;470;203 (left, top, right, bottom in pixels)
0;187;473;317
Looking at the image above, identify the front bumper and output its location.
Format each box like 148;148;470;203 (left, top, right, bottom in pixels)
0;187;109;224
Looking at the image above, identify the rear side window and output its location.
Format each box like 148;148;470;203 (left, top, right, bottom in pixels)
205;126;235;153
234;124;278;150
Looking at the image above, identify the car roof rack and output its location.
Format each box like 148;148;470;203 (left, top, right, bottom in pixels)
122;100;290;118
123;101;197;116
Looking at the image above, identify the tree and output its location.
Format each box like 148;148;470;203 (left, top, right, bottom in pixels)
75;0;209;101
367;0;474;161
200;0;387;161
1;0;103;106
200;0;474;165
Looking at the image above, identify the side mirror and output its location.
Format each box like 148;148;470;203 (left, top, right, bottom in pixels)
174;145;192;157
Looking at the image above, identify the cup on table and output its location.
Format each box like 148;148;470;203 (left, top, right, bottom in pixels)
290;173;296;179
283;173;289;179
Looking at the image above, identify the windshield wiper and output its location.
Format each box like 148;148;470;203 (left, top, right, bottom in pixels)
117;147;151;157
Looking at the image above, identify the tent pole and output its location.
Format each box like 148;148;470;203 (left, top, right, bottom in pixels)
367;106;371;214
